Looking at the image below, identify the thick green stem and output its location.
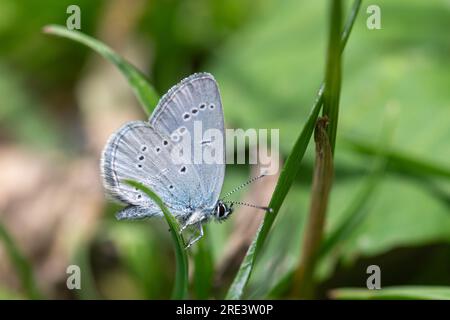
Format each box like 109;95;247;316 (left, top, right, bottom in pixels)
291;118;333;298
322;0;343;154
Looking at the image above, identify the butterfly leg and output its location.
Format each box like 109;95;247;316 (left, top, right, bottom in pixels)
180;211;204;234
180;223;187;234
184;223;204;249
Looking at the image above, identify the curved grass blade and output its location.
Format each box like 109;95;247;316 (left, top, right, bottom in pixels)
330;286;450;300
123;180;188;299
225;0;362;300
0;221;42;299
43;25;159;116
193;227;214;299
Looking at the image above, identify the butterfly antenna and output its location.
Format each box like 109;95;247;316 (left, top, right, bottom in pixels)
223;201;273;213
221;173;267;200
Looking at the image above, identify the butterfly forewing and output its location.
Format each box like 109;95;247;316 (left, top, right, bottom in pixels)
149;73;225;208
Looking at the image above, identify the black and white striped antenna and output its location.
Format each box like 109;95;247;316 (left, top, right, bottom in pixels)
223;200;272;213
221;173;267;200
220;173;272;213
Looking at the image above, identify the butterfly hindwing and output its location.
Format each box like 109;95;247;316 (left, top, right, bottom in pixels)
101;121;205;219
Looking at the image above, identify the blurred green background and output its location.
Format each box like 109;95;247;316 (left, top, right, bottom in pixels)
0;0;449;299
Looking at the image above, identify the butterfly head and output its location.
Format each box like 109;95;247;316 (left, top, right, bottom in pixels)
213;200;233;221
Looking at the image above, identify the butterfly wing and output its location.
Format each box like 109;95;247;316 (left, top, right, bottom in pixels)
149;73;225;209
101;121;202;219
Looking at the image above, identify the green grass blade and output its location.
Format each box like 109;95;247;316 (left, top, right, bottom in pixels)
123;180;188;300
340;0;362;52
0;221;42;299
193;228;214;299
322;0;343;154
225;231;259;300
43;25;159;116
225;0;362;300
330;286;450;300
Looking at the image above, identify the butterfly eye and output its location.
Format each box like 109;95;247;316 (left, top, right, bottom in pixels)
217;203;226;218
216;202;230;219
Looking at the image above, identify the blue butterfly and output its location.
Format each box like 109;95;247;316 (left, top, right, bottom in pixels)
101;73;269;248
